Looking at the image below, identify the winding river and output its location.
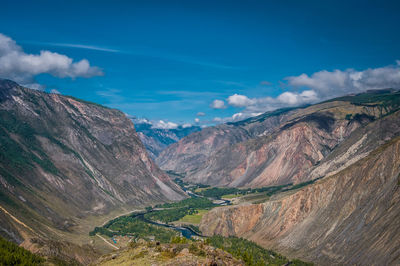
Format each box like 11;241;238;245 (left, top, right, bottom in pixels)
130;211;203;239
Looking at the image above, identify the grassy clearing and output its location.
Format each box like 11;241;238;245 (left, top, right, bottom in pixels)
221;194;239;199
194;187;210;193
178;209;208;224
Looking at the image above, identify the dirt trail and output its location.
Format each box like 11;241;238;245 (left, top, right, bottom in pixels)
0;205;34;232
96;234;119;250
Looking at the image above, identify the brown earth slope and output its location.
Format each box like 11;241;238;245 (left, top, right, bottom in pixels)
200;111;400;265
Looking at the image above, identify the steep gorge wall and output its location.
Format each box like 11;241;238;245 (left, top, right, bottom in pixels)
163;98;398;187
0;80;186;247
200;134;400;265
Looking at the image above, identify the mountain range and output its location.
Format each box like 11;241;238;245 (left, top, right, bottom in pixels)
0;79;186;263
156;89;400;187
1;79;399;265
134;121;201;159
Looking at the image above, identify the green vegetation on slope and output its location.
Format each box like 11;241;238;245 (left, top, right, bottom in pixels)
0;236;44;265
144;197;217;223
0;111;59;176
90;215;178;243
329;89;400;110
196;179;320;200
207;235;313;266
155;197;216;209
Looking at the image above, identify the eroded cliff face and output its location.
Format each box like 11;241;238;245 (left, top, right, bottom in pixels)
156;125;252;173
0;80;185;246
158;93;400;187
200;119;400;265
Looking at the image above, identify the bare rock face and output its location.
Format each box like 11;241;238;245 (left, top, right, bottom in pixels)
0;79;185;244
200;111;400;265
157;91;400;187
156;125;252;174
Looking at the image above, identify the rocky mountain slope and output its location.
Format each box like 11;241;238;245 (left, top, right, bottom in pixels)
157;90;400;187
134;121;201;159
200;109;400;265
0;79;186;262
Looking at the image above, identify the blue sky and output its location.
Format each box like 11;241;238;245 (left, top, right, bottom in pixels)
1;0;400;127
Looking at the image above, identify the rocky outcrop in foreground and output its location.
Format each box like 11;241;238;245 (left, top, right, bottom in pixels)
94;240;244;266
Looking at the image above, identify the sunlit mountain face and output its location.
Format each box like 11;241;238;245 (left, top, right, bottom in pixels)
0;1;400;265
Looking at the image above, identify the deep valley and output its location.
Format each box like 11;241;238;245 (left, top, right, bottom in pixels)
0;80;399;265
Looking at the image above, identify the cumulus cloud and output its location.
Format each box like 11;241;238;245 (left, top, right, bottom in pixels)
196;112;206;116
0;33;103;87
194;118;200;123
152;120;178;129
222;61;400;122
210;99;226;109
286;62;400;98
227;94;255;107
225;90;317;117
133;118;152;124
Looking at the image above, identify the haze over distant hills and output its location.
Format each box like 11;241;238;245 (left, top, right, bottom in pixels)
133;120;201;159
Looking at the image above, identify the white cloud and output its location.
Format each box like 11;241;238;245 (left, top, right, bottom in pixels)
39;42;121;53
277;90;318;105
286;62;400;98
213;117;222;122
196;112;206;116
152;120;178;129
227;94;255;107
222;61;400;122
182;123;192;128
0;33;103;86
210;99;226;109
50;89;60;94
194;118;200;123
225;90;318;119
232;112;245;121
134;118;152;124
